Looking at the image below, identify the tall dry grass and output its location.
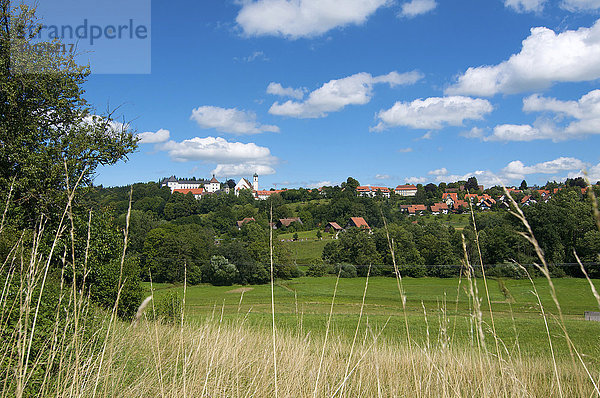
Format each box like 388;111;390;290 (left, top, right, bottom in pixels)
1;181;600;397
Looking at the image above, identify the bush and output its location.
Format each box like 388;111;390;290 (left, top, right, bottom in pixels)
399;264;427;278
333;263;357;278
307;259;330;277
426;264;459;278
153;291;182;323
203;255;239;286
485;263;527;279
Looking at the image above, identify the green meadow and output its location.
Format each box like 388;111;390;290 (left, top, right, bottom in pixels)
147;276;600;362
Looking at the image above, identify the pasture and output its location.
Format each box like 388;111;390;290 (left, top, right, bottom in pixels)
147;275;600;362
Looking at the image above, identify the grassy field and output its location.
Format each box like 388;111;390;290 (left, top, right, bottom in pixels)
146;275;600;362
276;229;335;263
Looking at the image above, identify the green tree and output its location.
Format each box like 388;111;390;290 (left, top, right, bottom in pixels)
0;2;137;226
520;180;528;191
465;177;479;192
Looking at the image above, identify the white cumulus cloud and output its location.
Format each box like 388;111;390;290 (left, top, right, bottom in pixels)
269;71;422;118
483;89;600;141
399;0;437;17
504;0;547;13
446;19;600;96
405;176;427;184
372;96;493;131
502;157;587;180
136;128;170;144
212;163;276;177
561;0;600;11
266;82;307;100
375;174;391;180
190;106;280;135
158;136;278;177
236;0;389;39
428;167;448;176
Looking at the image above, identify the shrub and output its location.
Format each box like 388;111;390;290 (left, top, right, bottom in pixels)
203;255;239;286
307;259;330;277
153;291;182;323
334;263;357;278
399;264;427;278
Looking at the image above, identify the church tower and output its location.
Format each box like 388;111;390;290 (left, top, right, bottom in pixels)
253;173;258;191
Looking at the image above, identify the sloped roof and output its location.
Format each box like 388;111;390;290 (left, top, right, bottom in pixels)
278;217;302;227
236;217;255;227
349;217;370;229
173;188;204;195
395;184;417;190
325;222;343;231
210;176;219;183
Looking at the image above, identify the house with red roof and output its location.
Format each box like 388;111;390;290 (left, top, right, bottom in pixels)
356;186;391;198
408;204;427;215
236;217;255;229
277;217;302;229
346;217;371;230
254;189;287;200
430;202;449;215
173;188;205;200
324;222;344;233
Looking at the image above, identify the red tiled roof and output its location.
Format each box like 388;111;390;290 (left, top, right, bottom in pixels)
210;176;219;183
395;184;417;190
430;203;449;212
408;205;427;214
236;217;255;227
278;217;302;227
325;222;343;231
173;188;204;195
442;192;458;202
254;189;286;196
349;217;370;229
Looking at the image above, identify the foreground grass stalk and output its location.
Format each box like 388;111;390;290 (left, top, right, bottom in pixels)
269;204;278;398
341;264;371;397
380;207;421;396
518;264;563;397
468;197;507;397
313;268;341;398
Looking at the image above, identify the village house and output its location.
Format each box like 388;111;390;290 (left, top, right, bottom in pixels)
236;217;255;229
356;186;391;198
408;204;427;215
172;188;205;200
324;222;344;233
430;202;449;215
395;184;418;196
346;217;371;231
274;217;302;229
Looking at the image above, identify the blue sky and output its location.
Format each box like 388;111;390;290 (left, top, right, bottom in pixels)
54;0;600;188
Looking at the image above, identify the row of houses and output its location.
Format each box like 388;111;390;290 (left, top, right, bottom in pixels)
356;184;418;198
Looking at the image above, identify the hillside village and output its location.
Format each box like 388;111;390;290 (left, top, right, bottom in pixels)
161;174;590;218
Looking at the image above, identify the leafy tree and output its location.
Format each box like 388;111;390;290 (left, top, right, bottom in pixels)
0;2;137;226
465;177;479;192
520;180;528;191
